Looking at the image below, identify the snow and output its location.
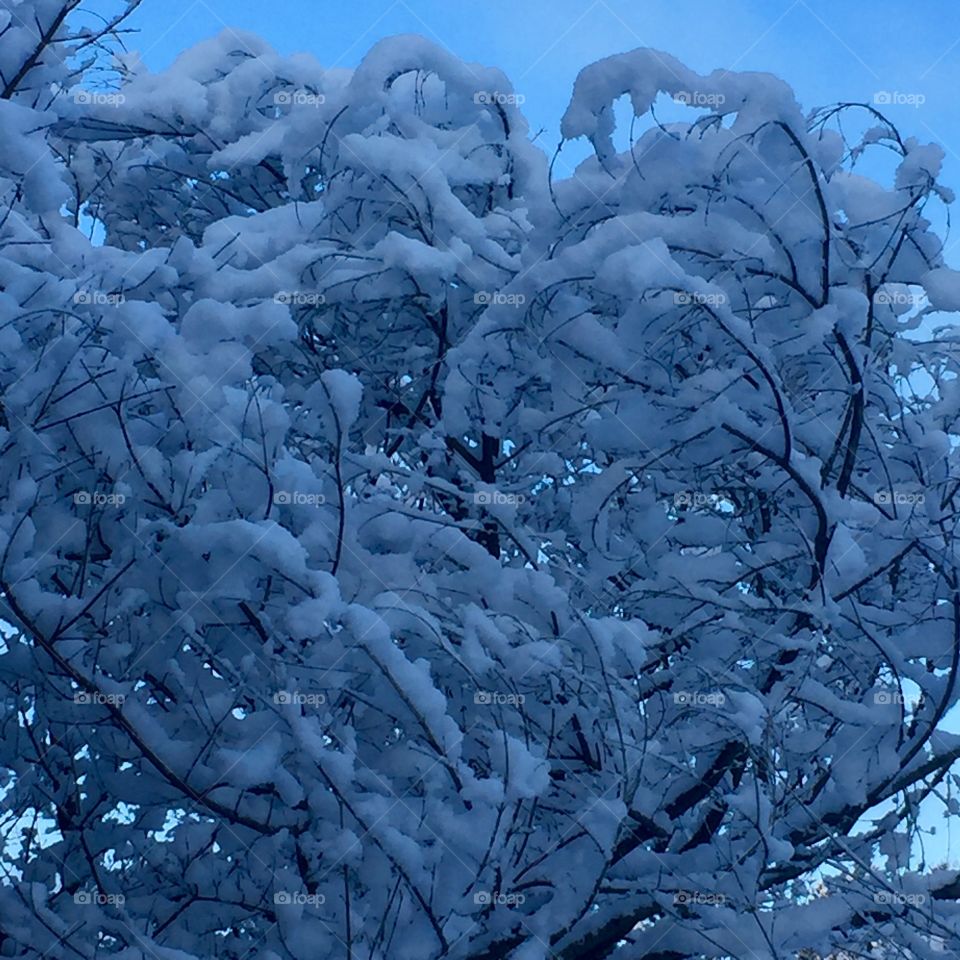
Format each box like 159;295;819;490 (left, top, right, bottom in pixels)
0;17;957;960
922;266;960;311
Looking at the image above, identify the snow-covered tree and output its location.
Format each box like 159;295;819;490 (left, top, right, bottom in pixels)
2;6;960;958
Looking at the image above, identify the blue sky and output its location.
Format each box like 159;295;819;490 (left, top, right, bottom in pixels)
93;0;960;261
102;6;959;151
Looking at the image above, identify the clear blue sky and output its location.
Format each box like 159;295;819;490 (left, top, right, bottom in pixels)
95;0;960;262
101;9;955;144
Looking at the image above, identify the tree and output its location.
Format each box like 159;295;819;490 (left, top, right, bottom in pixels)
1;6;960;958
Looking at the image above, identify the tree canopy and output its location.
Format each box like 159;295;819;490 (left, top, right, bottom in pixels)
2;4;960;958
